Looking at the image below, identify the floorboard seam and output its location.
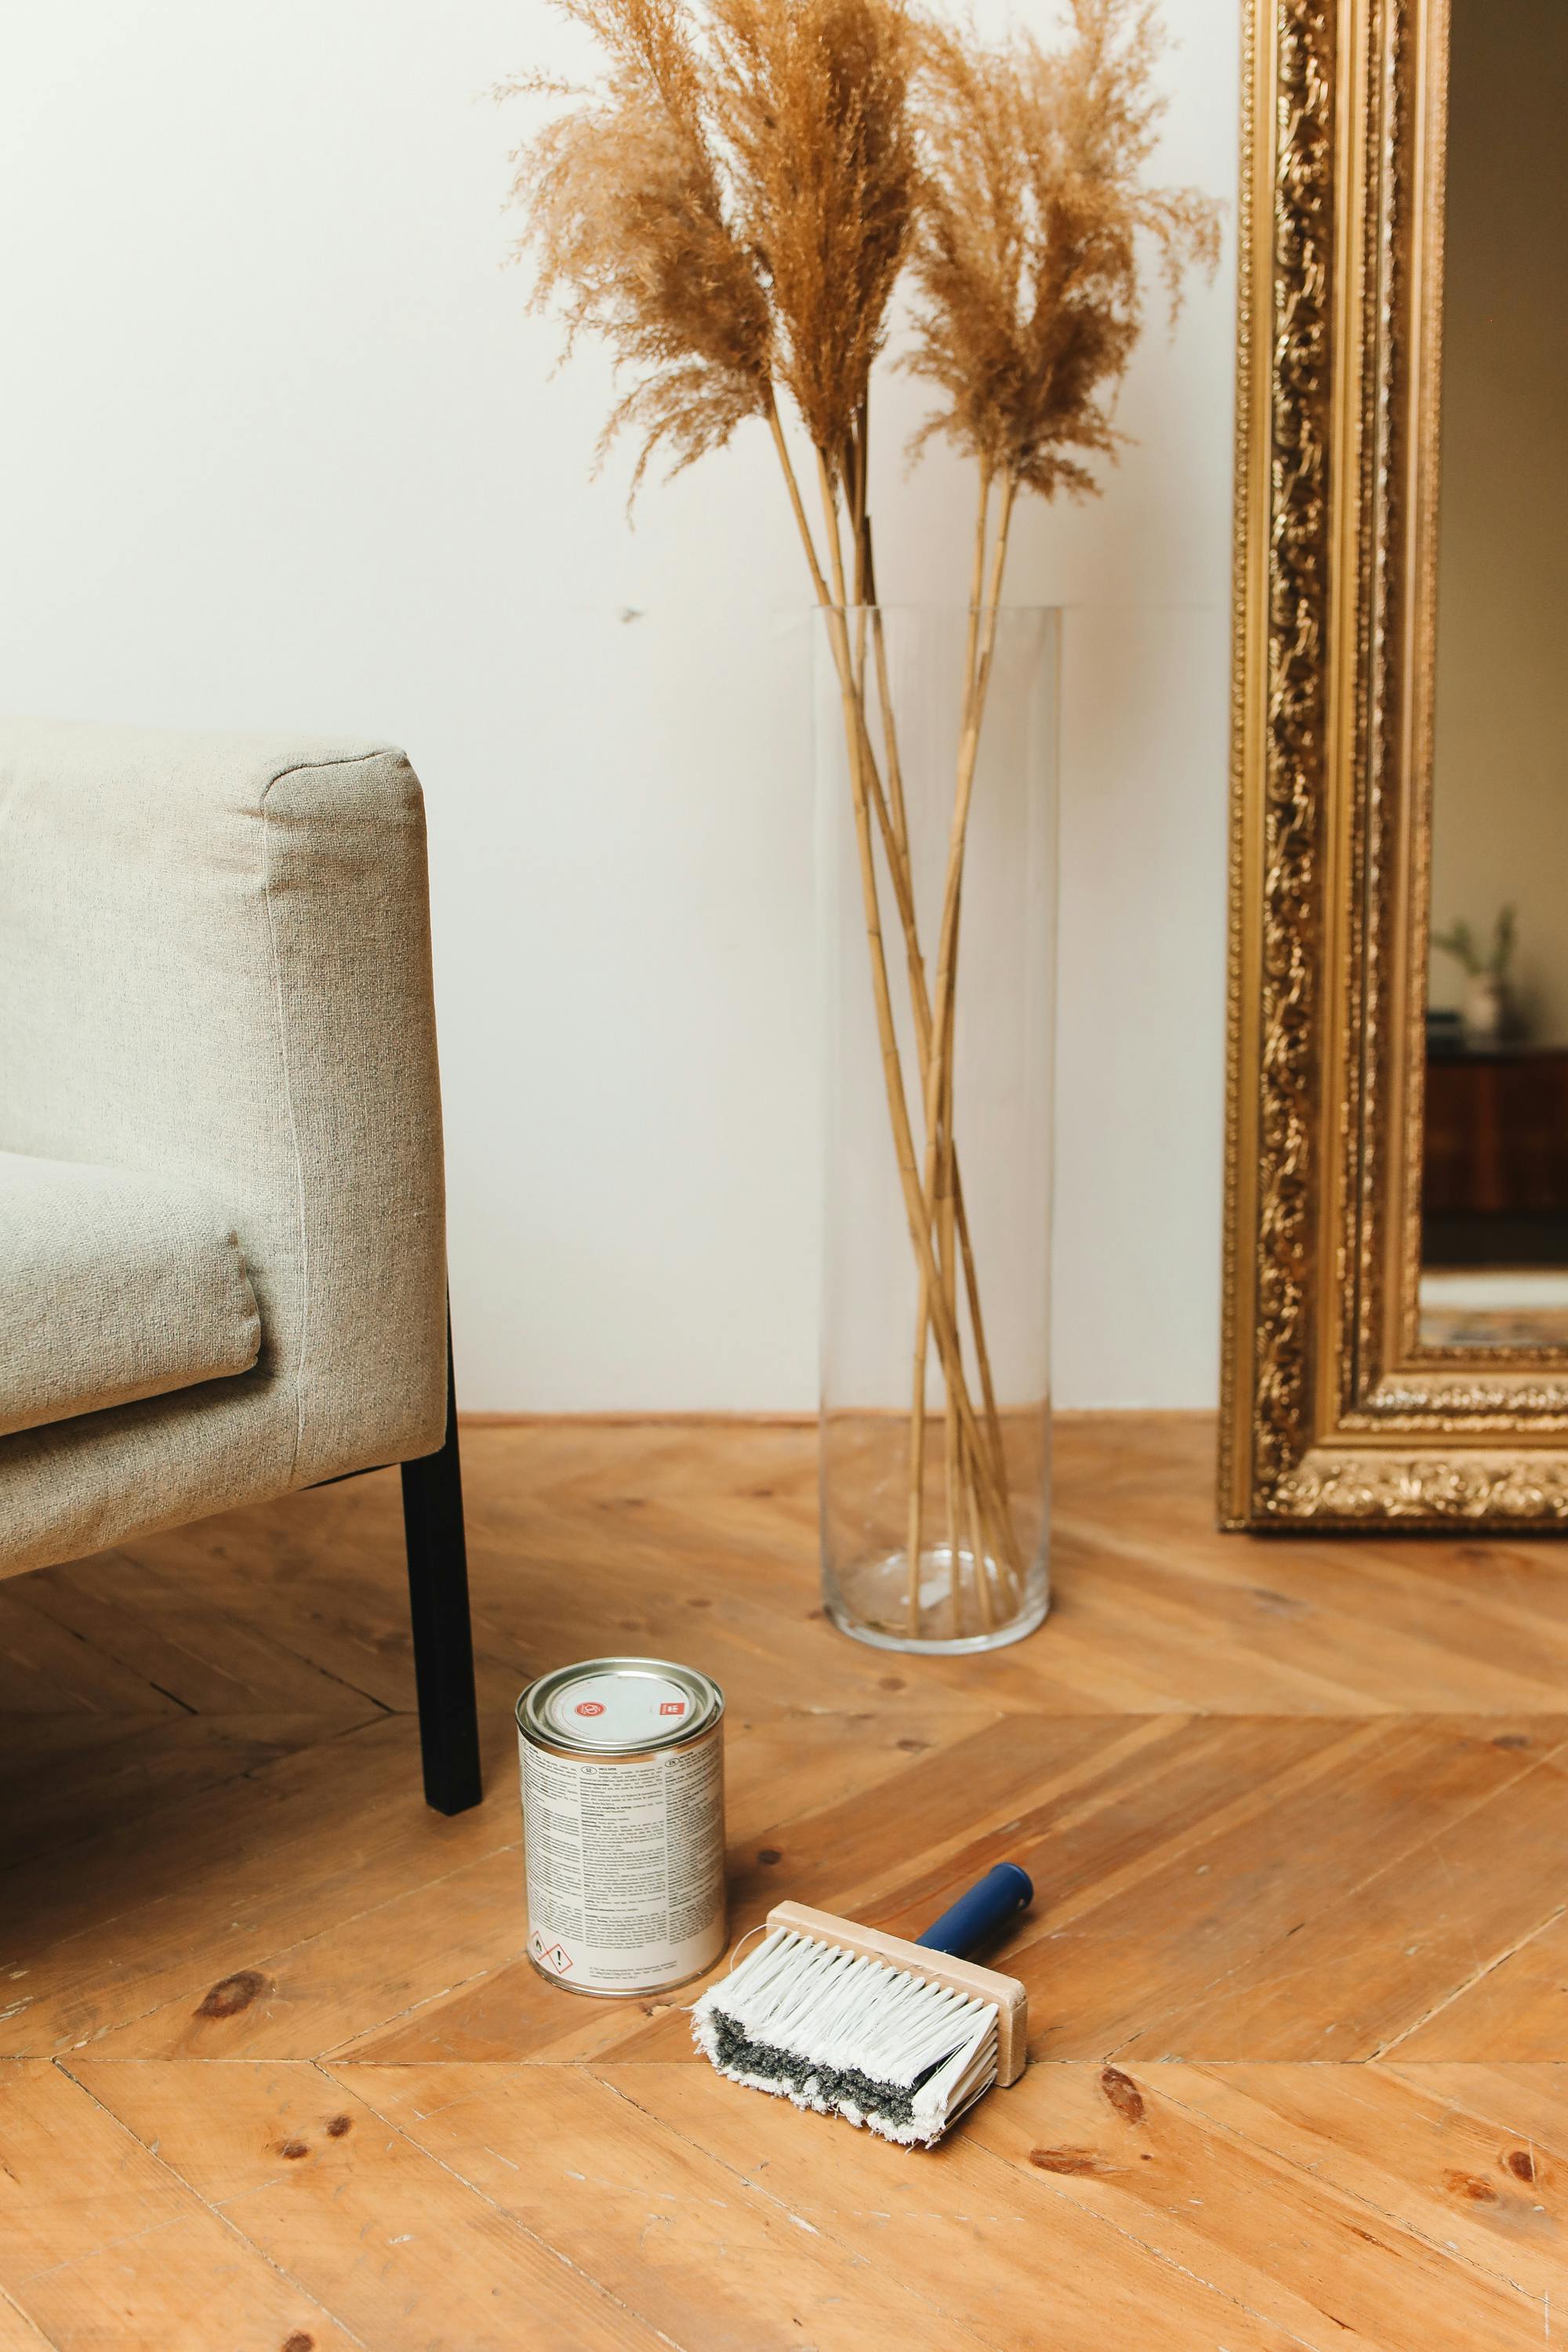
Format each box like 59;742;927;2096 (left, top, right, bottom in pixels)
320;2057;695;2352
1375;2060;1568;2157
947;2118;1334;2352
586;2066;1011;2347
742;1714;1179;1934
1006;1717;1381;1973
598;2065;1330;2352
1050;1515;1568;1681
40;1834;522;2062
1154;2066;1551;2312
113;1534;411;1717
1098;1732;1568;2062
2;1586;199;1719
48;2056;369;2349
996;2175;1330;2352
0;2273;60;2350
1371;1906;1568;2060
2;1771;488;2051
321;1955;522;2062
0;1708;394;1890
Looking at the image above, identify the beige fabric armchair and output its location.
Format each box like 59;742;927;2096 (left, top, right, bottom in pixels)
0;717;481;1811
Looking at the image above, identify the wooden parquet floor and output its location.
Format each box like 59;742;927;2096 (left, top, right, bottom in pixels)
2;1412;1568;2350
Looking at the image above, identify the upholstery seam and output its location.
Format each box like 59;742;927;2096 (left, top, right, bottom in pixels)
258;747;397;1488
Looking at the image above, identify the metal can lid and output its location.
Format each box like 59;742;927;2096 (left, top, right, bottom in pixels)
516;1656;724;1755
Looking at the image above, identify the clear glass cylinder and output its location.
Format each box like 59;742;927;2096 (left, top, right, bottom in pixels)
815;606;1058;1653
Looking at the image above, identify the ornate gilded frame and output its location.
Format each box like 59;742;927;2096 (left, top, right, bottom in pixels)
1220;0;1568;1527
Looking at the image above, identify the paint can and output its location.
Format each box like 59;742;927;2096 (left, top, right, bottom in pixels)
516;1656;727;1997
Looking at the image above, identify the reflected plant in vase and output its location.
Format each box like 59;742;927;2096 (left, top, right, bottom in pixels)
1433;905;1519;1044
502;0;1218;1648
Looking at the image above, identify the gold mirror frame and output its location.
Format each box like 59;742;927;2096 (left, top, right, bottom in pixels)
1221;0;1568;1527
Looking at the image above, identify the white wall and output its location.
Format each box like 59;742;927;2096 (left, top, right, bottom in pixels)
0;0;1237;1410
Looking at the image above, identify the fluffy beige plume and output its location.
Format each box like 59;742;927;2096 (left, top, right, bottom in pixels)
503;0;773;495
707;0;916;484
905;0;1221;498
504;0;914;498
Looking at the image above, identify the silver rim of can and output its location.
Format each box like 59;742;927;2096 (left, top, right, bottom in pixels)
516;1656;724;1755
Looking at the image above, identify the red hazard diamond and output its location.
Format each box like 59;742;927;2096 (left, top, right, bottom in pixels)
541;1942;573;1973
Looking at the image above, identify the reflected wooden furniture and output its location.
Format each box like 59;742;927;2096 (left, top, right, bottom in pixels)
1424;1044;1568;1268
2;1414;1565;2350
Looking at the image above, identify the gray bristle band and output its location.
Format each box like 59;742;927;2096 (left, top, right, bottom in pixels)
691;1928;999;2147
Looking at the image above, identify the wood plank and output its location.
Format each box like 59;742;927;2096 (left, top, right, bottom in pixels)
1047;1522;1568;1715
717;1690;1004;1830
355;2058;1306;2352
1106;1727;1568;2061
93;1845;527;2060
72;2060;678;2351
706;1711;1145;1925
0;1586;187;1719
1378;2059;1568;2154
1145;2061;1568;2307
327;1949;650;2067
965;2060;1549;2349
0;2291;55;2350
856;1712;1342;1944
1385;1907;1568;2059
990;1715;1566;2060
113;1483;455;1716
11;1548;379;1718
1044;1412;1568;1715
332;2059;1008;2350
0;2060;357;2352
596;2058;1324;2350
0;1717;506;2056
0;1711;382;1877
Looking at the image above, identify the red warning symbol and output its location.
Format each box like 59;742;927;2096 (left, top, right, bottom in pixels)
659;1700;687;1716
575;1700;605;1716
543;1944;574;1973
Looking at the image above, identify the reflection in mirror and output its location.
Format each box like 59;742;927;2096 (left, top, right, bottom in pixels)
1420;0;1568;1348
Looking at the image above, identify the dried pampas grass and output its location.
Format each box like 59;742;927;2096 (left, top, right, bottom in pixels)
906;0;1220;499
503;0;918;501
502;0;773;495
502;0;1218;1638
709;0;916;485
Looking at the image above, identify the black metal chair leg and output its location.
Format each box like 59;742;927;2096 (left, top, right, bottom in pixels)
400;1327;483;1814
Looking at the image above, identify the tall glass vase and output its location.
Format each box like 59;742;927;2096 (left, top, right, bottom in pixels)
815;605;1058;1653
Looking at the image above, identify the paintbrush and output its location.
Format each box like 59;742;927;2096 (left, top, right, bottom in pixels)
691;1864;1032;2147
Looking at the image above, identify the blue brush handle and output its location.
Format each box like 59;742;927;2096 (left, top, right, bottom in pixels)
914;1863;1033;1958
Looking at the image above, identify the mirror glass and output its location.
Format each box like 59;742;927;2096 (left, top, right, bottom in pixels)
1419;0;1568;1348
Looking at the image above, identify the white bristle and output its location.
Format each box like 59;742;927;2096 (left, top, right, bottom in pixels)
691;1929;999;2147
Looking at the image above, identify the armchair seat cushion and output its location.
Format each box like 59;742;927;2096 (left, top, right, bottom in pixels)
0;1153;261;1439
